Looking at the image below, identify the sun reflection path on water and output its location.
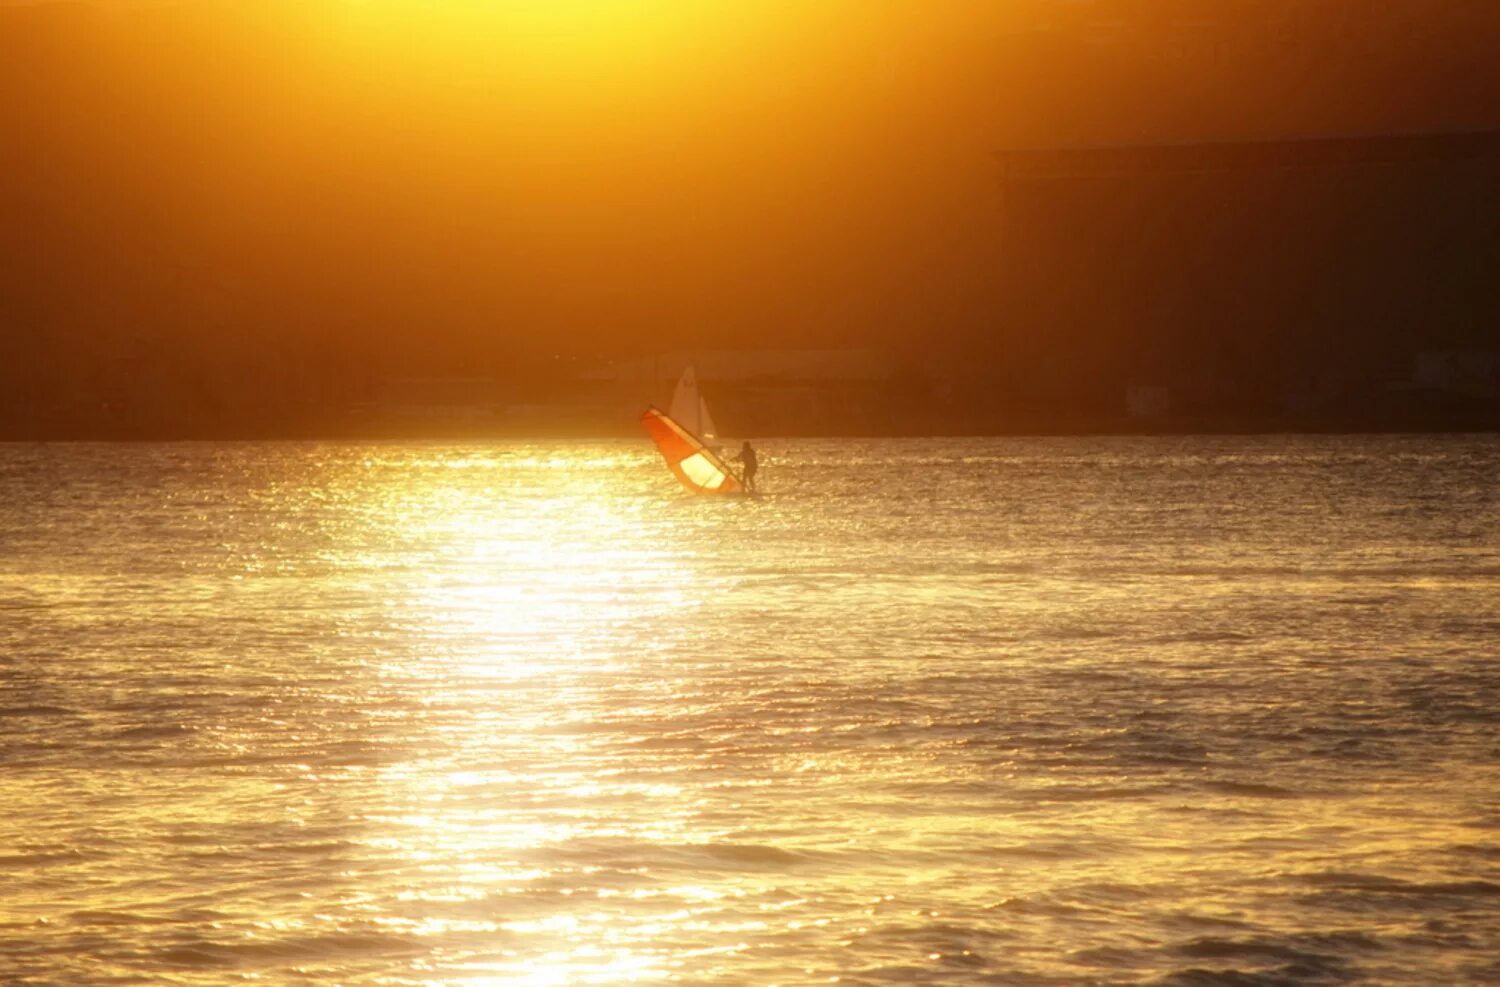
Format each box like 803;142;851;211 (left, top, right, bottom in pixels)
332;448;758;983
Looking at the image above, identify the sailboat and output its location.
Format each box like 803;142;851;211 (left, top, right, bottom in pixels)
669;365;717;444
642;366;744;496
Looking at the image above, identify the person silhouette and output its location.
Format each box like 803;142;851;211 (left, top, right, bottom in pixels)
732;440;759;493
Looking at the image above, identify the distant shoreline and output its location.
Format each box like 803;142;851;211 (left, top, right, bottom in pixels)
4;424;1497;443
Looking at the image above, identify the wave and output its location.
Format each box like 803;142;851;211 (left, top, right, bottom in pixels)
1146;631;1257;645
69;909;227;927
1198;780;1305;799
157;930;430;968
537;835;823;875
1156;931;1380;986
1155;969;1343;987
1029;784;1173;803
1174;934;1368;962
986;895;1088;918
1300;873;1500;897
0;848;100;868
680;841;811;868
0;705;77;718
111;723;195;741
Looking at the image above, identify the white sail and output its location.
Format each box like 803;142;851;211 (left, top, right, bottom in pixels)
669;365;718;441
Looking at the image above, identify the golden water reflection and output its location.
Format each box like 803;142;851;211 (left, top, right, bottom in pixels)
1;439;1498;983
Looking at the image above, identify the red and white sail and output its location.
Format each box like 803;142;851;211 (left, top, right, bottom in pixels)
641;407;742;495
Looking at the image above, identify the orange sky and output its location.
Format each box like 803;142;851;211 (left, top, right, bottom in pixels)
4;0;1499;376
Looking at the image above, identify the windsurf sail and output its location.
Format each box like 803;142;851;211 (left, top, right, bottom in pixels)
669;365;718;441
641;406;742;495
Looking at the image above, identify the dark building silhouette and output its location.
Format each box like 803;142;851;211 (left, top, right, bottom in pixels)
977;131;1500;430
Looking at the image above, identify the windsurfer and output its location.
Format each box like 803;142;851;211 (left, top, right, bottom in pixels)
732;441;759;492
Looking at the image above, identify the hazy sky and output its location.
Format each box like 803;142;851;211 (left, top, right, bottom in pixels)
3;0;1498;375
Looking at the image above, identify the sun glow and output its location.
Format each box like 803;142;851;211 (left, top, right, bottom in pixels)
323;1;785;97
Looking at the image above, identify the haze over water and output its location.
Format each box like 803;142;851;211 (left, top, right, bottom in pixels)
3;436;1498;985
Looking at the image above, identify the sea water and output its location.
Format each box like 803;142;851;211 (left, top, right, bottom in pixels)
2;436;1498;985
